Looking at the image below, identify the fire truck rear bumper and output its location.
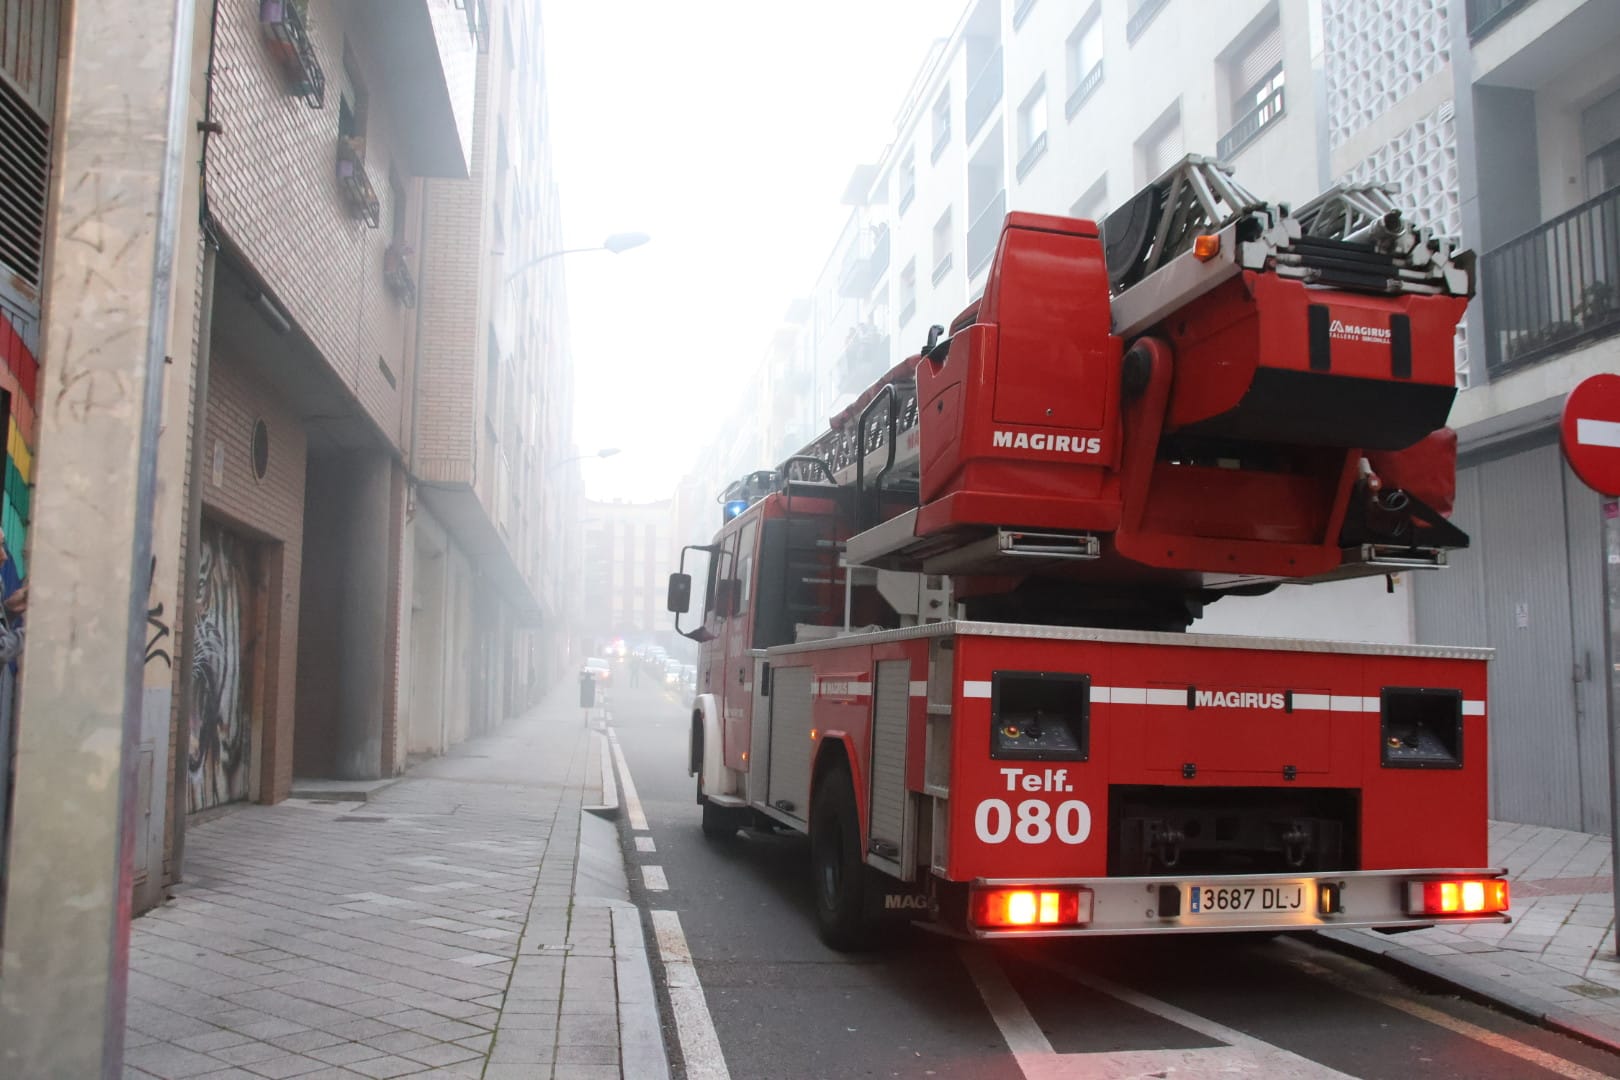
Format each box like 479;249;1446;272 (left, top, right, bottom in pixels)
959;868;1510;939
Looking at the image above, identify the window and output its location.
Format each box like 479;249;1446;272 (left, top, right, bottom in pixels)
1016;79;1048;180
338;41;368;140
899;149;917;215
1126;0;1170;43
1013;0;1037;30
1217;15;1285;158
1065;8;1104;118
932;208;953;284
899;260;918;327
1137;104;1184;183
485;327;501;440
1583;87;1620;196
932;86;951;162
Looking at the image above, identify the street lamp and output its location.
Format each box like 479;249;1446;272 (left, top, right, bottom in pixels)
550;447;620;473
505;233;650;285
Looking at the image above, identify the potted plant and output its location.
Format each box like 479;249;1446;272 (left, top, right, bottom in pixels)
384;244;417;307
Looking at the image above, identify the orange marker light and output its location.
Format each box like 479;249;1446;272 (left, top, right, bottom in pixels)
971;887;1088;929
1194;234;1221;261
1006;891;1038;925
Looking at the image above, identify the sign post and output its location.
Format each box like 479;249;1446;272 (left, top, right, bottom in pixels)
1558;373;1620;957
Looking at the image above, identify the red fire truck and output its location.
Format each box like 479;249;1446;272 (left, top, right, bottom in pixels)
668;158;1507;949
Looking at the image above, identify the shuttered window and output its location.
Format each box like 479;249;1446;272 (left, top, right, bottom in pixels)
0;74;48;292
1231;19;1283;106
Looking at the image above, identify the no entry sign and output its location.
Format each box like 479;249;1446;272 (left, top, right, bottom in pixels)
1562;373;1620;497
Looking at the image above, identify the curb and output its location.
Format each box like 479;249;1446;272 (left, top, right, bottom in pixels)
583;729;621;818
1312;929;1620;1055
575;810;672;1080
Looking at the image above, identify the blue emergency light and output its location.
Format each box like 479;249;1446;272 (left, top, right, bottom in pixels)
723;499;749;521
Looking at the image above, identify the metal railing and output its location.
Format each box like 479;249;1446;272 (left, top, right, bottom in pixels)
1066;61;1103;119
1481;186;1620;380
968;190;1006;278
1217;78;1285;159
1126;0;1171;43
1466;0;1531;41
966;47;1004;144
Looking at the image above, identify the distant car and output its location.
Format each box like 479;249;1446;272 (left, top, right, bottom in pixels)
581;657;612;683
664;659;683;685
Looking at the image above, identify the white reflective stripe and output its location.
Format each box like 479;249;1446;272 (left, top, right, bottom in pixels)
963;680;993;699
1145;688;1186;706
1577;417;1620;449
1109;687;1147;705
1463;699;1486;716
813;680;871;698
1330;695;1374;712
1091;686;1114;703
1292;694;1331;711
909;681;929;697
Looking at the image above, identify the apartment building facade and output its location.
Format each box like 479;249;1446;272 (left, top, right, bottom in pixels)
684;0;1620;833
0;0;580;917
580;499;675;650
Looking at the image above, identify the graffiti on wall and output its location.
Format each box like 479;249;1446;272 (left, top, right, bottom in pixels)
188;524;255;812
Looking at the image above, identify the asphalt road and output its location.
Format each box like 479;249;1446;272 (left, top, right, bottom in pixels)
600;676;1620;1080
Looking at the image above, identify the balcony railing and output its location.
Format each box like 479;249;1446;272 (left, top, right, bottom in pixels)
1126;0;1171;43
336;138;381;228
259;0;325;109
1066;61;1103;119
838;225;890;299
1217;77;1285;159
1466;0;1531;41
968;191;1006;278
966;47;1004;143
837;325;891;394
1481;186;1620;380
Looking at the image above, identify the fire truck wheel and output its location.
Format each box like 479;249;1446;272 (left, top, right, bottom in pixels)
810;763;876;951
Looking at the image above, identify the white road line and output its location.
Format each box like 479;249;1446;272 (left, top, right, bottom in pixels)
652;909;730;1080
636;836;656;853
963;945;1354;1079
1285;951;1612;1080
606;727;648;831
642;865;668;891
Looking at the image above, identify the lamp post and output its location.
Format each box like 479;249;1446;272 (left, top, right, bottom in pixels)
550;446;620;474
505;232;649;286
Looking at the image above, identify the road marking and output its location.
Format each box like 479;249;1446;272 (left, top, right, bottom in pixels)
642;865;668;891
607;727;649;831
652;909;730;1080
963;945;1354;1078
1285;950;1612;1080
636;836;656;853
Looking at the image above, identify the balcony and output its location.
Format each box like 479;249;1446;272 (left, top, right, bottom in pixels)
1066;61;1103;119
1480;186;1620;380
383;243;416;308
351;0;478;177
966;47;1003;144
1127;0;1171;43
968;190;1006;278
837;323;891;394
1217;75;1285;159
838;225;890;299
336;137;381;227
259;0;326;108
1467;0;1532;41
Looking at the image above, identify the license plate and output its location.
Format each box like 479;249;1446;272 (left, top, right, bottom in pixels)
1188;882;1313;915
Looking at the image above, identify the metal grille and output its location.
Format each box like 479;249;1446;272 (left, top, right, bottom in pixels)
867;661;910;851
0;71;49;291
767;666;814;822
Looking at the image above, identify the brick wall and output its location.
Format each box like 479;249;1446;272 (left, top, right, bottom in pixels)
206;0;422;450
199;346;308;803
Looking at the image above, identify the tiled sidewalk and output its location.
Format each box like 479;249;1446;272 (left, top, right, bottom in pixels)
1323;820;1620;1050
122;686;667;1079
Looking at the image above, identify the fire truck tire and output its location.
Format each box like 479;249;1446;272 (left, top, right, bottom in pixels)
810;763;877;951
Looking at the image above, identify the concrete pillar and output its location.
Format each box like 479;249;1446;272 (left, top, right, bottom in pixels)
335;452;393;779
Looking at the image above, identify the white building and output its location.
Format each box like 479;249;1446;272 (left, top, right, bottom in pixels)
683;0;1620;832
581;499;675;648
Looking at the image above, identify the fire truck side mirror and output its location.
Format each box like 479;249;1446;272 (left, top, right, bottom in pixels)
667;572;693;614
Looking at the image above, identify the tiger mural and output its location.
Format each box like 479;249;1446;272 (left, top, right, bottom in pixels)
188;524;255;812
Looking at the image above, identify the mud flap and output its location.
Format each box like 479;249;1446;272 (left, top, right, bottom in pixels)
864;870;932;923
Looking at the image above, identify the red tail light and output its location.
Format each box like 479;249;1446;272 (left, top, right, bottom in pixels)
971;887;1090;929
1407;878;1508;916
